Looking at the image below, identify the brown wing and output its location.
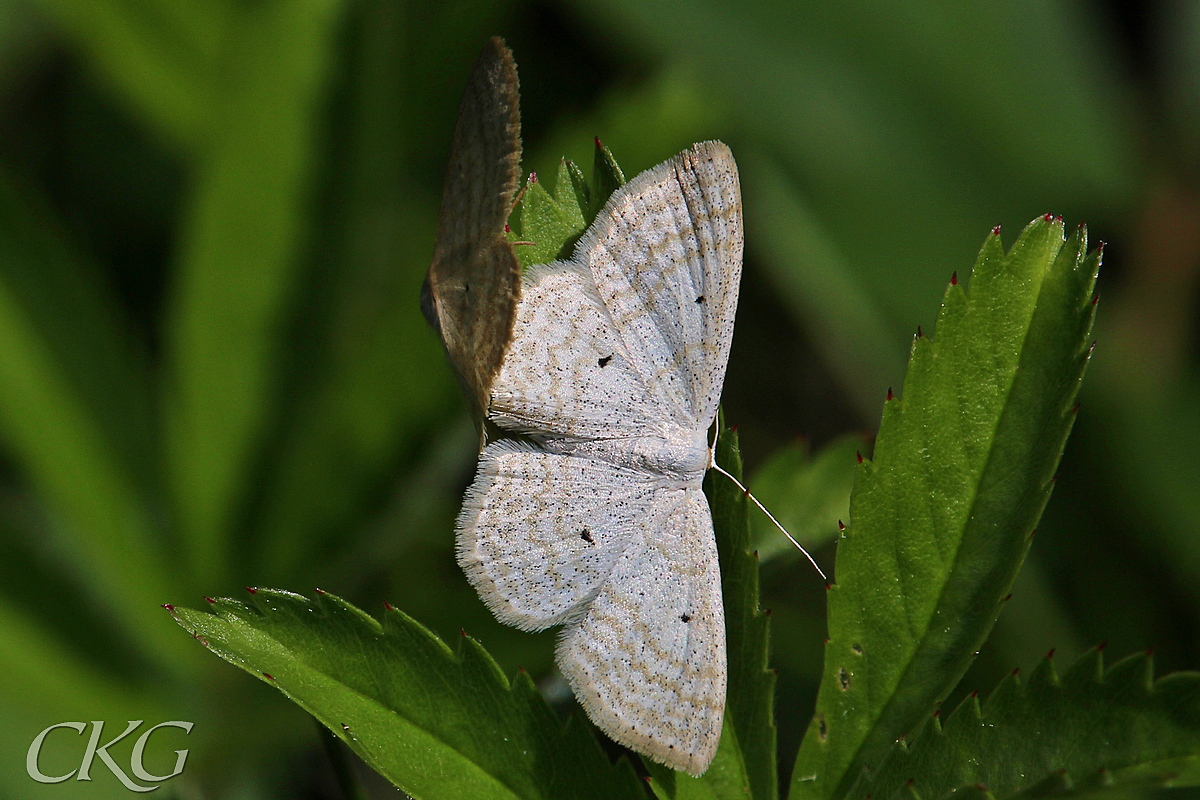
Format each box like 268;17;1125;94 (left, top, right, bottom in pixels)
422;37;522;436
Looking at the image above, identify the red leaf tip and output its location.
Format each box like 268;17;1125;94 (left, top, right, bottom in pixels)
1098;640;1108;651
1002;593;1013;602
856;451;864;464
245;586;258;595
838;520;846;531
529;171;538;184
263;673;274;681
1042;212;1054;221
594;136;604;149
314;587;326;596
504;223;511;233
203;596;215;604
383;601;394;611
161;603;175;611
1012;667;1020;676
916;325;924;338
991;225;1001;236
950;271;959;285
886;387;894;401
1047;648;1057;659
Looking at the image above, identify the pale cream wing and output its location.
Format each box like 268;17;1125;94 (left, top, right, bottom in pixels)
489;263;665;440
575;141;742;430
456;441;666;630
556;488;725;776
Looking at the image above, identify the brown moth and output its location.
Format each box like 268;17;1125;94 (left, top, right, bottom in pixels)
422;37;523;443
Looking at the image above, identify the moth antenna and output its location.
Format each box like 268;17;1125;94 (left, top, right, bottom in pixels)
709;426;827;580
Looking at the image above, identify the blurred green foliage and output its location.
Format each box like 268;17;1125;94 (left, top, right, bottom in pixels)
0;0;1196;797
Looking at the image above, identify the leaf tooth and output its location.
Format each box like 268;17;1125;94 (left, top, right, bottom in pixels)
1057;222;1088;276
982;665;1023;714
455;628;512;690
384;602;457;660
973;223;1008;275
1027;648;1062;690
940;690;984;738
246;587;305;618
999;214;1065;285
318;590;385;632
1103;650;1156;695
1061;644;1106;689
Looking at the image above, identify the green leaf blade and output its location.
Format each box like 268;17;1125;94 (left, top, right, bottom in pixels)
171;590;644;800
792;217;1100;800
514;160;590;268
861;649;1200;800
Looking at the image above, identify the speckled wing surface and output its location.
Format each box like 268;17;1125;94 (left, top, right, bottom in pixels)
457;141;743;775
422;37;522;431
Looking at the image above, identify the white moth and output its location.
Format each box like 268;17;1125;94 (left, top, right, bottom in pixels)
457;141;742;776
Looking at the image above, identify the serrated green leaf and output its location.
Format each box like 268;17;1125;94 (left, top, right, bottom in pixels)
171;590;643;800
512;139;631;271
792;217;1100;800
750;433;860;564
513;159;590;268
860;648;1200;800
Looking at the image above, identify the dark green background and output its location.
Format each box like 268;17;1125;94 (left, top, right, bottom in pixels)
0;1;1195;797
